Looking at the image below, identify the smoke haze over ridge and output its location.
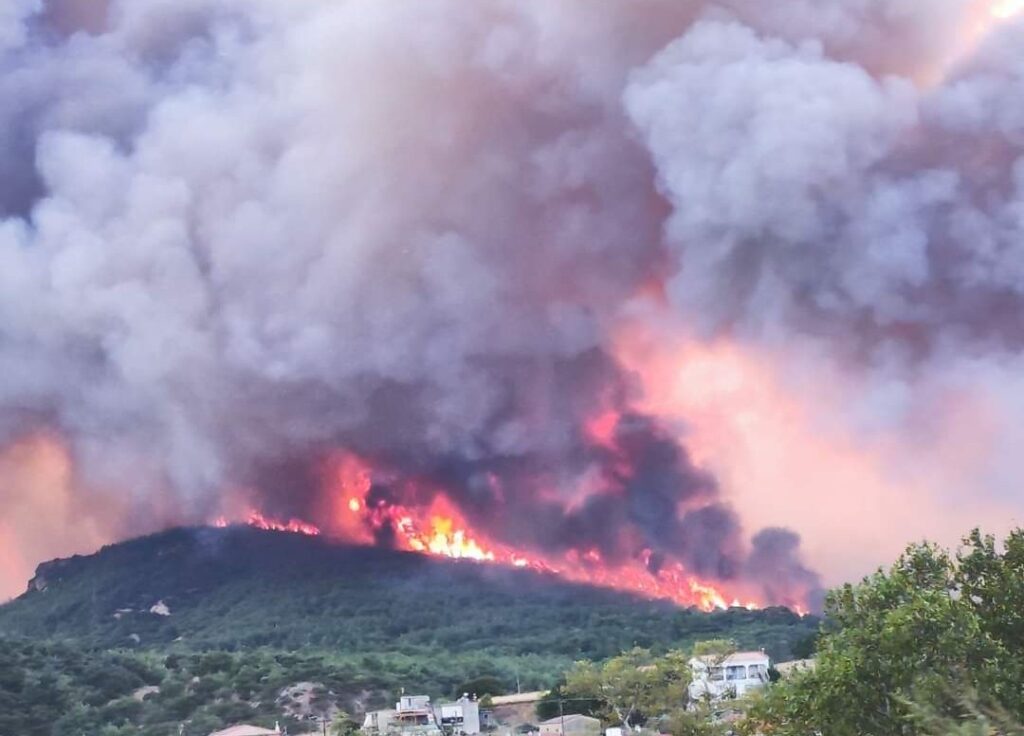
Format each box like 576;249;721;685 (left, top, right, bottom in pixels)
1;0;1023;604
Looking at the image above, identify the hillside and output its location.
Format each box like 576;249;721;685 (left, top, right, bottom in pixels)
0;526;816;662
0;526;819;735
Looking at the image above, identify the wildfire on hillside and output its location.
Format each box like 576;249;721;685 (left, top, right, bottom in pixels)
212;453;763;613
214;512;320;537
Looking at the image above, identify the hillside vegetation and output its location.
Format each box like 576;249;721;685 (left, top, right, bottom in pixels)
0;527;816;662
0;527;817;735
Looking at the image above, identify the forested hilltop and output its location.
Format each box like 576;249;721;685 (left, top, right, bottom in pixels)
0;527;814;658
0;526;817;735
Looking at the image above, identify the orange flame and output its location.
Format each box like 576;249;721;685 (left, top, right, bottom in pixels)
215;498;758;611
214;512;320;537
338;457;757;611
210;453;766;613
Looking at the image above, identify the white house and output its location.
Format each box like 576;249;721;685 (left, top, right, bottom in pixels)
363;694;481;736
435;696;481;735
364;694;438;736
687;651;771;702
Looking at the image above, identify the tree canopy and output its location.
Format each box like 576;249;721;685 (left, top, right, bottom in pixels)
744;529;1024;736
563;648;691;728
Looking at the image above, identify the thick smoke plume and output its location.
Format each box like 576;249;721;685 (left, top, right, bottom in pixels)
3;0;1024;605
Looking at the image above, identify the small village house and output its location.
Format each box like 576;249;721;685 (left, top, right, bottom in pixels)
687;650;771;702
436;696;482;734
363;694;481;736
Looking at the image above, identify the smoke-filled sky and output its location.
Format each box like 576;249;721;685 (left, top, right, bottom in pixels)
2;0;1024;604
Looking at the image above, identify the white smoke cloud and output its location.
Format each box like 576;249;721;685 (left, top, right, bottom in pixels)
628;12;1024;360
0;0;38;53
625;20;920;337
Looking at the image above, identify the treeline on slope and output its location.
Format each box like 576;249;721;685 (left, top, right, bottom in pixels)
0;527;815;660
0;640;548;736
0;641;309;736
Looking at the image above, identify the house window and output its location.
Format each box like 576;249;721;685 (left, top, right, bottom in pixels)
709;667;724;682
725;665;747;681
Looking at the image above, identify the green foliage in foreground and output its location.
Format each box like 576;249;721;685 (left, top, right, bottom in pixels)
911;691;1024;736
744;529;1024;736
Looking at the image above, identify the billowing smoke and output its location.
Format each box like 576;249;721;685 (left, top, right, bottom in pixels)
4;0;1024;606
626;13;1024;359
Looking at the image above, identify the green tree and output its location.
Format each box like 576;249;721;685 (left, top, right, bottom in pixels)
905;685;1024;736
535;683;602;722
788;632;817;660
454;676;506;699
663;706;727;736
332;712;362;736
745;529;1024;736
691;640;736;658
564;648;690;728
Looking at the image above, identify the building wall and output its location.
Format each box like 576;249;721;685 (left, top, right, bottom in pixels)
435;698;481;735
400;696;433;712
688;655;771;702
363;709;397;733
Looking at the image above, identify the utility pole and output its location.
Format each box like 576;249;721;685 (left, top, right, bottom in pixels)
559;698;565;736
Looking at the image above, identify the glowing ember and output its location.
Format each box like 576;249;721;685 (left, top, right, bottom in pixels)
248;511;321;536
215;512;320;536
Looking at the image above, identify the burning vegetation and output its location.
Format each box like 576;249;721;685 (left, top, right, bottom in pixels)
214;451;773;612
213;507;754;612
